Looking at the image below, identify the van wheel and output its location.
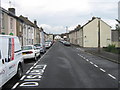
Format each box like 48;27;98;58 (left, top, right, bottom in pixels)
16;65;23;79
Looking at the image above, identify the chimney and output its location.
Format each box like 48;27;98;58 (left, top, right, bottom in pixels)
34;20;37;25
8;8;15;15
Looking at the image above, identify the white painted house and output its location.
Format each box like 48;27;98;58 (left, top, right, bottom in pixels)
69;17;111;48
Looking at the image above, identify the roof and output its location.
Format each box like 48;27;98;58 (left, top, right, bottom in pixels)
1;7;18;19
81;17;111;28
19;15;37;27
116;19;120;23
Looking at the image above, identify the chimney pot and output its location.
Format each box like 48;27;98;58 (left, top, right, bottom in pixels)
8;8;15;15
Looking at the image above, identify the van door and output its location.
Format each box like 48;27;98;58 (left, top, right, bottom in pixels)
6;38;17;80
0;43;7;87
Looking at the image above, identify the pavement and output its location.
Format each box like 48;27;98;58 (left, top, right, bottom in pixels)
77;47;120;64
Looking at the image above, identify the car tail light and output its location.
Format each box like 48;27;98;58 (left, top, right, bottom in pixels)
28;51;33;54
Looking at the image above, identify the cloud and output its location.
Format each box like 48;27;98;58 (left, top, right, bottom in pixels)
39;24;66;34
1;0;119;34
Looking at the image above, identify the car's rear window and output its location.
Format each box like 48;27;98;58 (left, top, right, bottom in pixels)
34;44;41;47
22;46;32;50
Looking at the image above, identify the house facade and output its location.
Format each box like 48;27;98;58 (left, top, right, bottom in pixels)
112;30;120;47
1;8;17;36
19;15;35;45
82;17;111;47
69;17;111;48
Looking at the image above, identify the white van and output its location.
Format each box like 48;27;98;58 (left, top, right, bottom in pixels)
0;35;24;88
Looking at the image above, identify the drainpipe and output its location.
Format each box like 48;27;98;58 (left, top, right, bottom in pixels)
98;18;101;52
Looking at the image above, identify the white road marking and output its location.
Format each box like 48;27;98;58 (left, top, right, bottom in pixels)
12;82;19;89
108;74;116;80
86;59;89;61
30;66;34;70
34;63;37;66
100;68;106;72
26;70;31;74
20;75;26;80
24;79;41;81
12;44;55;89
94;64;98;68
90;61;93;64
43;65;47;70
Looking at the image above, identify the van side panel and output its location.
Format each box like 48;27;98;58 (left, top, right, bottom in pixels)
0;37;7;88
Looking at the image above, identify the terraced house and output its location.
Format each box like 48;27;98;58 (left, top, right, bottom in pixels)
0;7;42;46
1;8;17;36
69;17;111;48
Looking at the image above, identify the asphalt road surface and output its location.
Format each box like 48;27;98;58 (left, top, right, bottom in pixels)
2;41;119;89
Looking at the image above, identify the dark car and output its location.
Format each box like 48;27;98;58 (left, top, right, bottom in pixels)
63;41;71;46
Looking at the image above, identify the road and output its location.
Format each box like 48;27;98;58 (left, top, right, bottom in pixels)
2;41;119;89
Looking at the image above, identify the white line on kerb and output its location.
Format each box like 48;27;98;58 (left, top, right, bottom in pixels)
108;74;116;80
34;63;37;66
100;68;106;72
30;66;34;70
26;70;31;74
20;75;26;80
11;82;19;89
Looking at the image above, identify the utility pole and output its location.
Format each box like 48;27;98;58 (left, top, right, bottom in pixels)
98;18;101;52
66;26;68;41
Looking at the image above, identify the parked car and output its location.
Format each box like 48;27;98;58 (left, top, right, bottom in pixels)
34;43;46;54
0;35;24;88
63;41;71;46
45;40;53;46
45;42;51;49
22;45;40;61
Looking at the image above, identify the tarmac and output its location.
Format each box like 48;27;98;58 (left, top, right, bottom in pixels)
81;47;120;64
71;44;119;64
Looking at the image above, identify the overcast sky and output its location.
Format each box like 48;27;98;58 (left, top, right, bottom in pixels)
1;0;119;34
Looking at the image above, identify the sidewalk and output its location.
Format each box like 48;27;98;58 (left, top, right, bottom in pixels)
82;48;119;64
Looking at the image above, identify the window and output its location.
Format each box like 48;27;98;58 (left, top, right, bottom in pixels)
2;13;5;29
10;18;13;29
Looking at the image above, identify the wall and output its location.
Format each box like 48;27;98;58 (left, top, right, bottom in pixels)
83;19;98;47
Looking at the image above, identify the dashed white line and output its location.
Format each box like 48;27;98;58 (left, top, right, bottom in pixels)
100;68;106;72
86;59;89;61
83;57;86;59
108;74;116;80
20;75;26;80
90;61;93;64
94;64;98;68
11;82;19;89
